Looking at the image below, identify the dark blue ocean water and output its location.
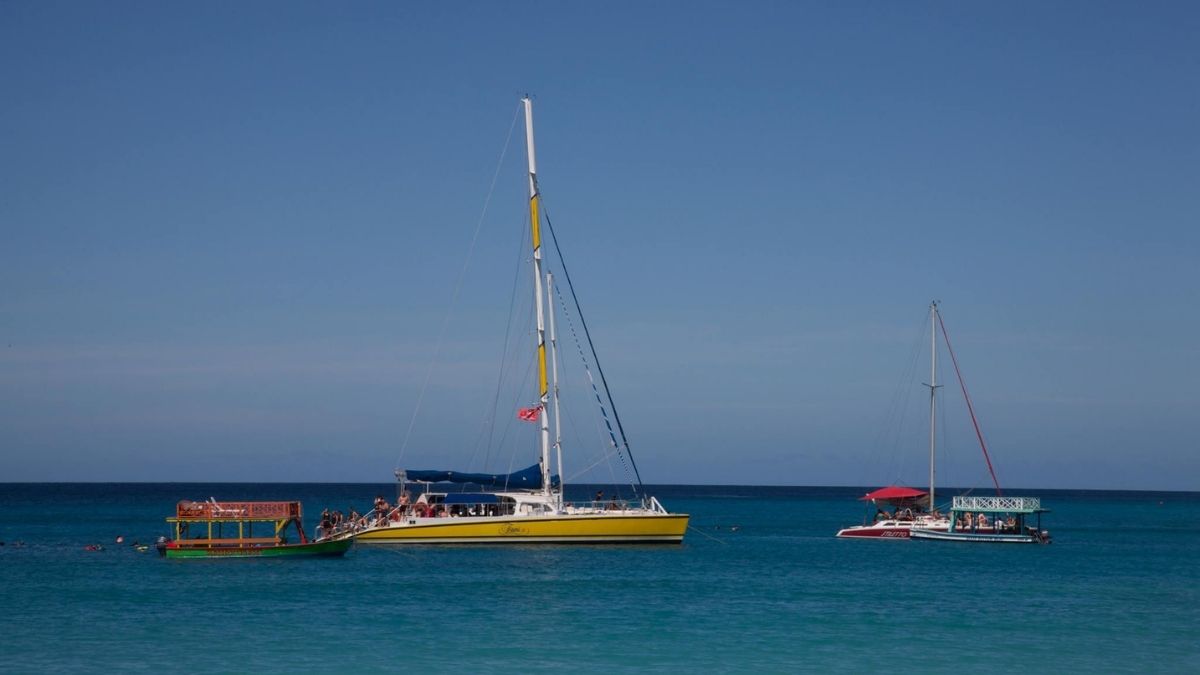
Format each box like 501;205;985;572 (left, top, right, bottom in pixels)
1;484;1197;673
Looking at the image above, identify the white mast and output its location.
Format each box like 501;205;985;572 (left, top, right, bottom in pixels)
523;96;553;497
548;271;564;506
926;301;941;513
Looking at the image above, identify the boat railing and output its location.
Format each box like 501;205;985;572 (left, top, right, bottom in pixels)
568;499;651;513
951;495;1042;512
313;496;671;540
568;497;669;513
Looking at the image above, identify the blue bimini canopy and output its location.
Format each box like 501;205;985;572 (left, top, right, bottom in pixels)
402;463;546;489
443;493;500;505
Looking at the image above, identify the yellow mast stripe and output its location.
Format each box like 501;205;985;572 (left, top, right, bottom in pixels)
538;344;548;397
530;195;541;251
530;193;549;400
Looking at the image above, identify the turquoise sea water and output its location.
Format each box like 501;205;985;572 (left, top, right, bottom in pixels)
1;484;1197;673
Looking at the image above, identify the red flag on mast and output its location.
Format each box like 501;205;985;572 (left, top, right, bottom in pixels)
517;405;542;423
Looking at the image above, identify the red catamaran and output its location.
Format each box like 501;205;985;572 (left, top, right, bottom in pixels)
836;485;949;539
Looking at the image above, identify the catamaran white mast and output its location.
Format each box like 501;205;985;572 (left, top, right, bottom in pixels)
927;301;941;512
548;271;564;506
523;96;553;497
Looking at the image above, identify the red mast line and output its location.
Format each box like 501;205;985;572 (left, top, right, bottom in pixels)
936;311;1003;496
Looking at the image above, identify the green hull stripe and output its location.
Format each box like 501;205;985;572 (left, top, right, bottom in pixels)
164;538;352;559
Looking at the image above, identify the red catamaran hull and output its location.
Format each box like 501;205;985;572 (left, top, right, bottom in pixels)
836;520;950;539
837;523;1010;539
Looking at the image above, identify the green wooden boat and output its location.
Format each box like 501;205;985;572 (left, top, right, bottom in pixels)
161;499;353;559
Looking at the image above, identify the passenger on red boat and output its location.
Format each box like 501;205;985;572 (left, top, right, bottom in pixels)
976;513;990;528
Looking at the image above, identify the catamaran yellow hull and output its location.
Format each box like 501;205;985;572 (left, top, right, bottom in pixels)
353;513;689;545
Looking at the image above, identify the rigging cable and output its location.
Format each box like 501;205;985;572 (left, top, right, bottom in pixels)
870;312;928;486
936;349;954;511
396;103;522;468
552;281;638;492
935;310;1003;496
477;213;534;472
538;196;645;495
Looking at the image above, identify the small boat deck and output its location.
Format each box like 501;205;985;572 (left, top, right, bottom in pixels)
162;499;352;558
911;495;1050;544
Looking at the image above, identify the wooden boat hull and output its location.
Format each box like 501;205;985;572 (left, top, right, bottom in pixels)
353;513;689;545
163;537;353;559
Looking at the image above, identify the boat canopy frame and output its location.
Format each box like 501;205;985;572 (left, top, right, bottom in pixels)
166;500;309;546
951;495;1047;514
944;494;1049;541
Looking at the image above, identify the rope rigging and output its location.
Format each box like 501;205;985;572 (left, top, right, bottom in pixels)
538;192;646;496
395;103;522;469
553;281;638;492
936;309;1003;496
477;214;535;473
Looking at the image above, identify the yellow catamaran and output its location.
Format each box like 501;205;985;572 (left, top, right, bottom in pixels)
348;97;688;545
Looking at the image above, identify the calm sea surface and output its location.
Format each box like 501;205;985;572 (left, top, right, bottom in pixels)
1;484;1197;673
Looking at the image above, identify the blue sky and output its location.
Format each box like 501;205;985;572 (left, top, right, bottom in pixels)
1;2;1197;489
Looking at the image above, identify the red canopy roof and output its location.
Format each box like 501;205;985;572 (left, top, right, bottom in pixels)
859;486;928;502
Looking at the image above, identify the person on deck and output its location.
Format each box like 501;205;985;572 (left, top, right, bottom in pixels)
372;496;384;524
